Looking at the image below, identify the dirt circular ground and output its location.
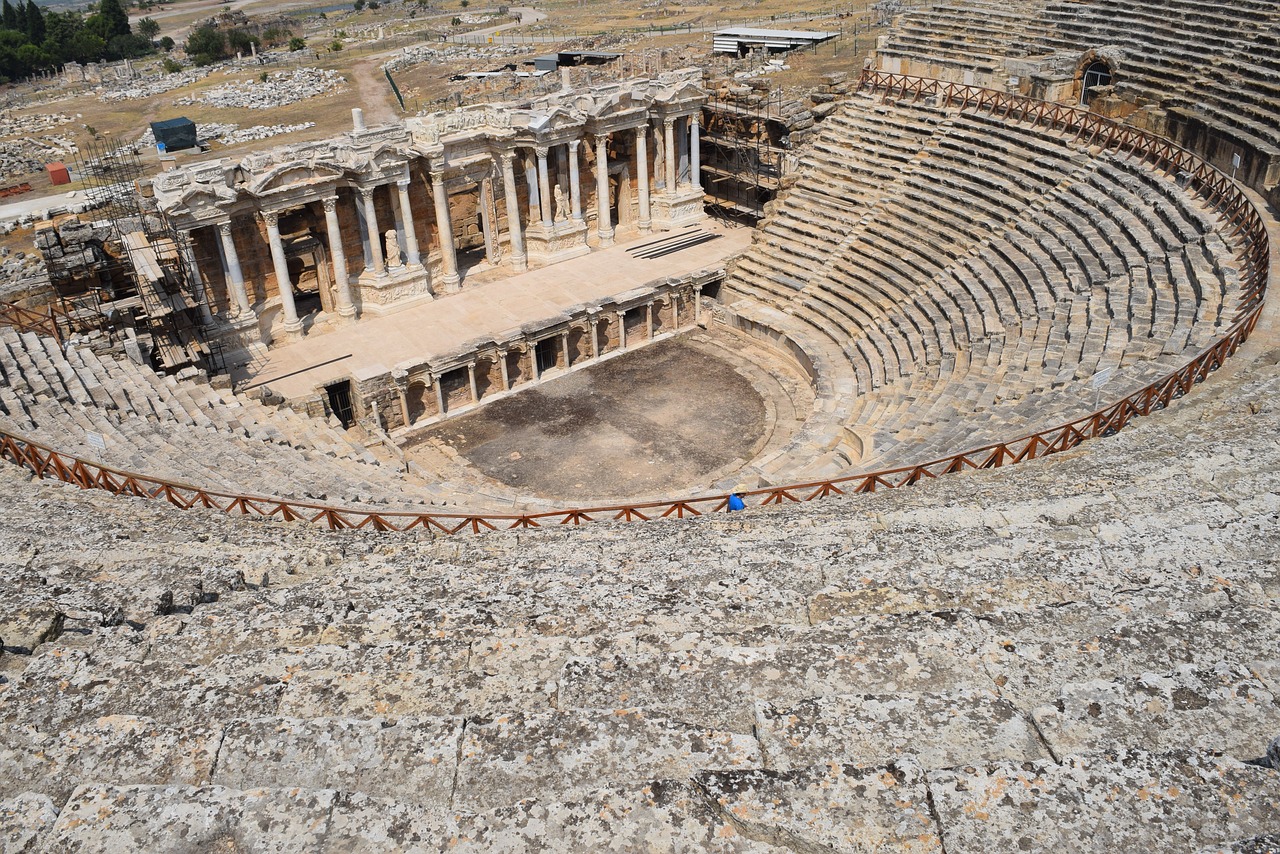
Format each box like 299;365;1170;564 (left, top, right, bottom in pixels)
410;337;769;501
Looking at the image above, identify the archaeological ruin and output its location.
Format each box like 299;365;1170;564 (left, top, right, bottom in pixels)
0;0;1279;849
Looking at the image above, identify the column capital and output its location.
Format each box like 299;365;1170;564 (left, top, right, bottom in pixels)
593;132;610;146
568;138;581;152
217;220;234;237
428;169;446;183
396;178;411;190
497;150;517;167
663;116;676;130
359;186;376;200
534;144;550;158
322;196;338;213
261;210;279;228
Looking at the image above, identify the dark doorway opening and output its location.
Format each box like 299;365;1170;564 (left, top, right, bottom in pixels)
1081;60;1113;105
326;380;356;428
536;336;560;374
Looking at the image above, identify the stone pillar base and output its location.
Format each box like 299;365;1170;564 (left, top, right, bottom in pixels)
525;220;591;267
651;188;705;230
206;312;266;354
356;265;435;315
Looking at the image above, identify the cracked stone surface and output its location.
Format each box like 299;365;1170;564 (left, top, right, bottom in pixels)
454;709;761;811
0;793;58;854
212;716;460;805
755;689;1048;771
697;759;943;852
928;751;1280;853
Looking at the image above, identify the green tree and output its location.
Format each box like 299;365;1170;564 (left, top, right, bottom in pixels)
352;0;364;10
23;0;42;42
1;0;17;31
287;35;305;51
86;0;131;43
184;24;224;64
225;27;257;54
136;16;159;40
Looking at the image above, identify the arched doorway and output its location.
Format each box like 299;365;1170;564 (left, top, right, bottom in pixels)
1080;60;1113;105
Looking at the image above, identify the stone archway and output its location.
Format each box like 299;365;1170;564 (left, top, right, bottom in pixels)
1076;51;1117;106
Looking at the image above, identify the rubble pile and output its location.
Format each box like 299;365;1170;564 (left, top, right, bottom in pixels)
0;136;78;178
99;68;213;102
383;44;530;73
134;121;315;149
218;122;316;145
175;68;346;109
0;112;77;137
0;249;48;300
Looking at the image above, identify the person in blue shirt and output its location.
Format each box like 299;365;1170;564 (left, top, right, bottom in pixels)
727;492;745;512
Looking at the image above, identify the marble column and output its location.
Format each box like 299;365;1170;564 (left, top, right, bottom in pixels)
664;118;677;195
535;146;552;228
568;139;583;221
635;126;651;232
432;376;445;415
360;188;386;277
594;133;614;246
217;221;252;317
498;350;510;390
262;211;301;333
499;152;527;272
618;310;627;349
588;314;599;358
397;180;422;267
467;363;479;403
561;331;571;369
430;169;460;291
322;197;356;319
689;115;701;189
480;177;497;264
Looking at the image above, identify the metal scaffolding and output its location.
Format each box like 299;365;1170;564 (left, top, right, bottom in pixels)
700;85;791;219
72;137;212;372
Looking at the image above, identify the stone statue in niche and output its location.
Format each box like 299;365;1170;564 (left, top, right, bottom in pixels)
553;183;567;222
384;229;403;268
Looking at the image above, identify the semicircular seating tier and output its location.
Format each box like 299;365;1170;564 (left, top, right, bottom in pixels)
0;328;558;514
872;0;1280;188
721;91;1245;480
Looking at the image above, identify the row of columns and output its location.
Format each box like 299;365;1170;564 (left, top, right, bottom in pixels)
502;113;702;265
205;170;464;329
201;114;700;333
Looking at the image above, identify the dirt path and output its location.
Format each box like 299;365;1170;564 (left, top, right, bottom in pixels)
350;57;399;124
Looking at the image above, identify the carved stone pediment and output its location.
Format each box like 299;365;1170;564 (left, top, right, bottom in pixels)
655;79;706;106
157;182;238;219
247;161;345;196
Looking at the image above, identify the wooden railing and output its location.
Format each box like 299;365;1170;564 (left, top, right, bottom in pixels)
0;301;62;343
0;75;1269;535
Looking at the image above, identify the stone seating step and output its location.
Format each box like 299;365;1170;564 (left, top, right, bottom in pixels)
1032;661;1280;761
